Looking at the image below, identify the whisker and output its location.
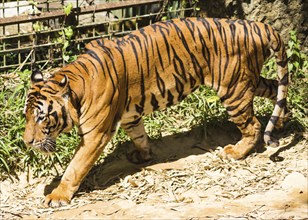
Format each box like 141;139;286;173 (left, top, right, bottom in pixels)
33;138;56;153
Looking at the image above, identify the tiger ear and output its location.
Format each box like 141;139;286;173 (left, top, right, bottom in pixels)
59;75;69;88
57;75;70;98
31;69;44;84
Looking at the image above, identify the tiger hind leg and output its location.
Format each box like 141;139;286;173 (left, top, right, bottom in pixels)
121;117;152;163
221;90;261;160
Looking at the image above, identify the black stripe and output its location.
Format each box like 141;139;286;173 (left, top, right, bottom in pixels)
58;105;68;133
277;59;288;67
217;46;222;91
244;117;253;128
220;73;245;102
137;70;146;114
250;26;261;74
254;23;267;60
270;116;279;125
139;30;150;76
42;85;59;94
132;134;145;141
76;60;89;73
116;45;129;109
226;102;241;112
183;18;196;41
103;55;117;105
83;56;99;75
86;50;105;75
71;62;84;76
277;98;286;108
171;46;187;82
230;102;252;118
157;25;171;63
173;74;184;102
167;90;174;107
189;73;197;89
155;40;165;69
48;102;53;113
172;22;191;55
130;41;140;72
196;27;211;79
279;74;288;85
130;34;143;54
229;21;237;45
213;18;223;40
211;28;218;55
48;111;58;131
221;27;229;81
155;66;166;98
151;93;159;111
198;17;211;37
122;117;142;130
232;81;252;102
96;39;104;47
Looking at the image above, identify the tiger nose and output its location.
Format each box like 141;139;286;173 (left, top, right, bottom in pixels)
23;135;34;146
24;139;34;146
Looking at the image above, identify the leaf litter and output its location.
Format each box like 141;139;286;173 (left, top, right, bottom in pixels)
1;127;307;219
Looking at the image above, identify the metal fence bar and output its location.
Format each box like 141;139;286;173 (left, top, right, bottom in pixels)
0;0;196;72
0;0;162;26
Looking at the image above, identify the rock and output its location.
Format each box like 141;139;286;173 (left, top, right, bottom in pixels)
281;172;307;191
198;0;307;53
281;172;308;204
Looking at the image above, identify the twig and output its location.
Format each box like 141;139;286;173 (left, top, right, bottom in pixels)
13;49;34;74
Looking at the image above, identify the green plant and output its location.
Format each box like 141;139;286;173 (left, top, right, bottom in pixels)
56;3;77;63
287;30;307;78
0;69;80;179
0;70;30;178
255;30;307;128
33;21;48;32
286;30;308;128
63;2;73;16
0;29;307;181
160;0;199;21
56;26;76;63
143;86;226;139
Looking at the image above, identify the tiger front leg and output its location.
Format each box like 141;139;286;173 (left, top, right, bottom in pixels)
44;134;110;207
121;117;152;164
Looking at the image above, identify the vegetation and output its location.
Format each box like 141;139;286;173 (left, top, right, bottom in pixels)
0;30;307;180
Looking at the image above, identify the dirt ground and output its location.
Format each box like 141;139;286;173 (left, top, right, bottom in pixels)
1;122;307;219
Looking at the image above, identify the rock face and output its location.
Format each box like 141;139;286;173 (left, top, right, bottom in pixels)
198;0;307;54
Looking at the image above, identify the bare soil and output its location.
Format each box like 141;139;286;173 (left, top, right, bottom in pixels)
1;122;307;219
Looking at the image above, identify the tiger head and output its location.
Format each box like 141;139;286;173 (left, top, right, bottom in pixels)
23;70;74;153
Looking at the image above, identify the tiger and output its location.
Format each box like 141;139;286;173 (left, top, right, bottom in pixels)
23;17;288;207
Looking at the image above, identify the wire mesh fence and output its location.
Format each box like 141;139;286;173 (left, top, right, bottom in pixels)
0;0;197;73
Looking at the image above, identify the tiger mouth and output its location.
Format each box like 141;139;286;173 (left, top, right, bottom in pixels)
34;138;56;153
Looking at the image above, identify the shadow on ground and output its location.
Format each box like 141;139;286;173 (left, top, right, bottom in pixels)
44;118;304;197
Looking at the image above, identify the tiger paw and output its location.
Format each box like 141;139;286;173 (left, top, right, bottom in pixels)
127;150;152;164
44;184;72;208
266;139;279;148
221;144;245;160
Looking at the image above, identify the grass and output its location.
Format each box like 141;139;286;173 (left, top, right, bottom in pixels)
0;30;307;180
